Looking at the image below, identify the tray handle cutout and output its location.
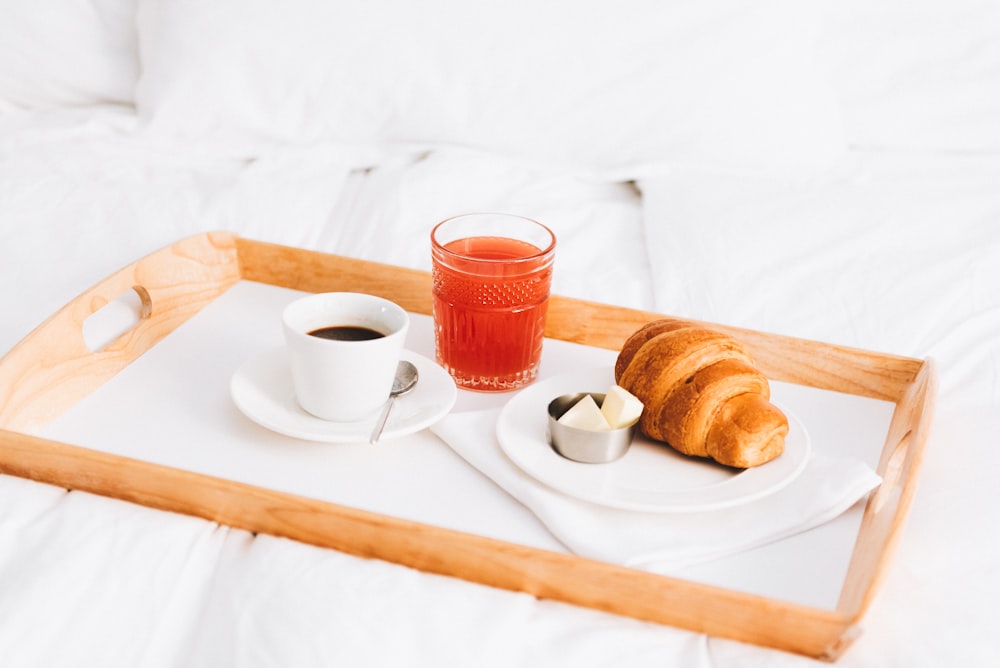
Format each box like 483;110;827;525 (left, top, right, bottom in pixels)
869;430;911;514
81;286;152;353
0;232;241;432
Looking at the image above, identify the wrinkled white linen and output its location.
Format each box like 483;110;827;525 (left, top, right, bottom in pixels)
2;0;1000;664
134;0;846;178
432;408;881;570
819;0;1000;151
638;152;1000;666
2;132;998;665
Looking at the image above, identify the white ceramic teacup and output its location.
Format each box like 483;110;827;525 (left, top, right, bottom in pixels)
282;292;409;422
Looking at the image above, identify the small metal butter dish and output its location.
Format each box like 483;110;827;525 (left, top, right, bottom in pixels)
546;393;638;464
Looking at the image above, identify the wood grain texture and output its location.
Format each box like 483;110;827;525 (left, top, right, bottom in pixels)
0;232;937;660
0;426;853;658
237;238;923;401
837;358;937;619
0;232;241;431
236;237;434;315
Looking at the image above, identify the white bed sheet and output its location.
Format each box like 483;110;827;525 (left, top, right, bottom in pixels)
3;0;1000;662
1;105;999;666
639;153;1000;665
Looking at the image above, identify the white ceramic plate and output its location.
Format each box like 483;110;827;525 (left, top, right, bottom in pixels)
496;368;810;513
231;348;457;443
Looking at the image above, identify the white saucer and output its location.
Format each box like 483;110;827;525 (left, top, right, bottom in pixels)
231;348;457;443
496;368;810;513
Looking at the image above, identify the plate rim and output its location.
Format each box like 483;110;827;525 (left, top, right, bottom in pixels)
496;367;810;513
230;347;457;443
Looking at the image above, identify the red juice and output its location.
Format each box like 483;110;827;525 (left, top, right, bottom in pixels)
432;235;554;391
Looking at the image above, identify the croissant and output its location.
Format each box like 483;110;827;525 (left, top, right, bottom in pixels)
614;318;788;468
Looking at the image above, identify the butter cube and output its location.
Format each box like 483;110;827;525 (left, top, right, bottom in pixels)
558;394;611;431
600;384;643;429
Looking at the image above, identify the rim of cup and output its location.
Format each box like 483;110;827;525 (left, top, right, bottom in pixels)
283;292;409;342
430;213;556;265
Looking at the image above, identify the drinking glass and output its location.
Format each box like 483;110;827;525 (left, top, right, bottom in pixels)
431;213;556;391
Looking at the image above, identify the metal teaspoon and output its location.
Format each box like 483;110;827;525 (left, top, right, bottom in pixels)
368;360;419;444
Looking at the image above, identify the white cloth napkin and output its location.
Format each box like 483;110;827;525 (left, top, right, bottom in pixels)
430;409;882;572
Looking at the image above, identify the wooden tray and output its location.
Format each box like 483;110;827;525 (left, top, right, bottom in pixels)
0;232;935;661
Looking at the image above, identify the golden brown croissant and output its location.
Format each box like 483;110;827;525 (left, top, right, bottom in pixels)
614;318;788;468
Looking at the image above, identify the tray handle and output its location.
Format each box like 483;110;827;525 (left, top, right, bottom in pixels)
0;232;241;432
836;357;937;627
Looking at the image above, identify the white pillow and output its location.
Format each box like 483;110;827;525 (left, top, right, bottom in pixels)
637;154;1000;363
135;0;846;178
0;0;139;109
818;0;1000;151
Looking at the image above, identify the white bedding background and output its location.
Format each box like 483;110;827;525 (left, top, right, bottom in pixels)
1;0;999;666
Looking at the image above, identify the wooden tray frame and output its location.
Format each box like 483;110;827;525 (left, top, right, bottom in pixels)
0;232;935;661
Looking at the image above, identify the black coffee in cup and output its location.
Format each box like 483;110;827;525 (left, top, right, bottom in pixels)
307;325;385;341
